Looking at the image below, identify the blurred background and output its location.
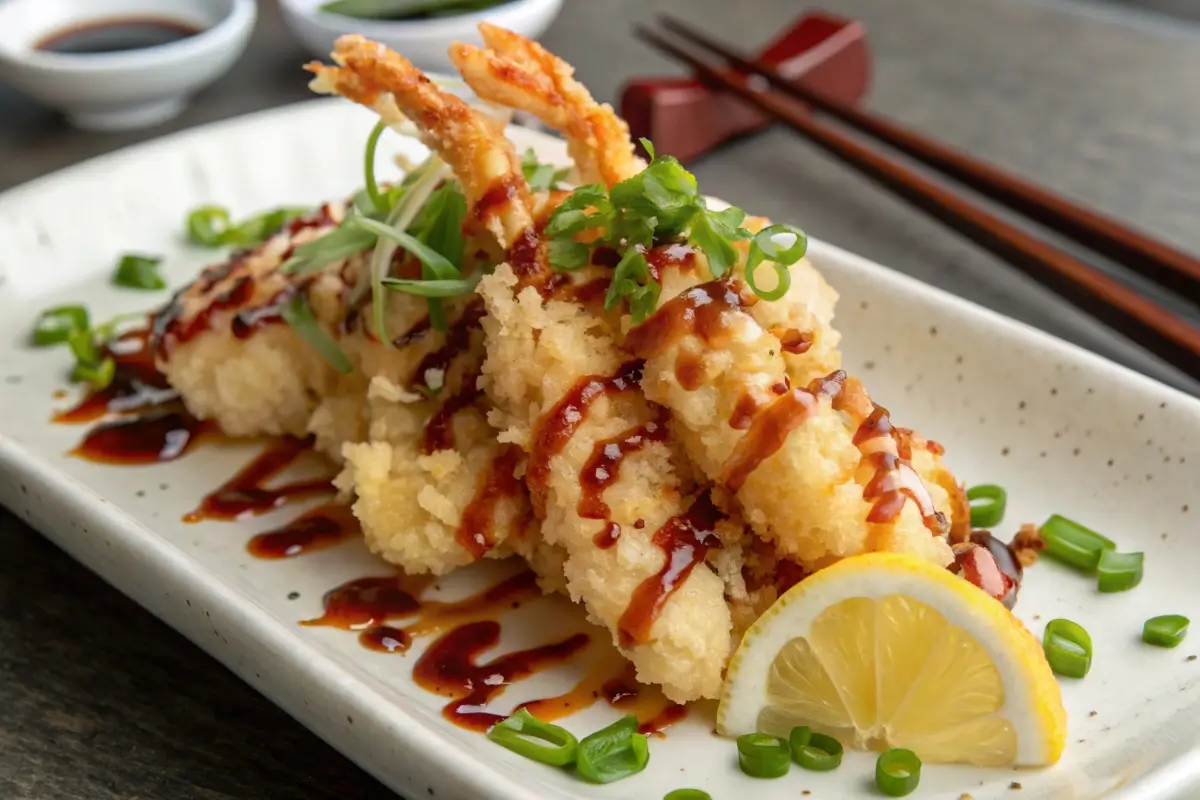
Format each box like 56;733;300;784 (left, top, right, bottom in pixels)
1;1;1198;798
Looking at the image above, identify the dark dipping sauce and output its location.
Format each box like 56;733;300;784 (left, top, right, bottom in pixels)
246;503;358;560
951;530;1024;609
36;16;202;55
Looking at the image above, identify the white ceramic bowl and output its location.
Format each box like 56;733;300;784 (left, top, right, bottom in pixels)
279;0;562;74
0;0;256;131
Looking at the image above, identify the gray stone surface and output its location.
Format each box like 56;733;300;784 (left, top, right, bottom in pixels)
1;0;1197;797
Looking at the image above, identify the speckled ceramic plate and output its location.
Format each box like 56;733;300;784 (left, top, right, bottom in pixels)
1;99;1198;800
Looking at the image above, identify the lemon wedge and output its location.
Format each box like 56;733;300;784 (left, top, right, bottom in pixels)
718;552;1066;767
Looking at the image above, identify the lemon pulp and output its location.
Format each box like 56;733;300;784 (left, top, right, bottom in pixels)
755;593;1018;766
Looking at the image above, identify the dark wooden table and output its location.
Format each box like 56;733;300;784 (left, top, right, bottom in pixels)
2;1;1198;797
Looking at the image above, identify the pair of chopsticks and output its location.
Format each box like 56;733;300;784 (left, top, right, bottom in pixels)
635;17;1200;382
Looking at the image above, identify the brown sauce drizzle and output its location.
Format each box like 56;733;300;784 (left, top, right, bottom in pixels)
474;175;522;223
853;406;948;536
421;383;481;455
952;530;1024;609
721;389;819;492
53;326;220;464
455;446;522;558
246;503;358;560
600;667;690;735
644;242;698;282
183;437;334;522
729;392;762;431
618;492;722;646
593;522;622;549
411;301;484;391
777;328;814;355
673;349;705;391
624;278;752;359
72;410;213;465
516;657;687;734
508;228;543;280
53;330;173;423
578;417;669;542
414;622;590;731
391;314;433;348
153;264;258;358
231;288;294;339
527;361;644;516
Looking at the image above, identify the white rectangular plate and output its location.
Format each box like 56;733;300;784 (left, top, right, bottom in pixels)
1;100;1199;800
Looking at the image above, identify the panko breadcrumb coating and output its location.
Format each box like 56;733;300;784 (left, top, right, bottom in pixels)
153;205;358;438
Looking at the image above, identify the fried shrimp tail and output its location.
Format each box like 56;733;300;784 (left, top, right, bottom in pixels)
307;35;534;249
305;37;544;574
449;23;642;187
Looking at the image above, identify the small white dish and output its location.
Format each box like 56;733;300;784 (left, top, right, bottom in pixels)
0;0;256;131
279;0;562;73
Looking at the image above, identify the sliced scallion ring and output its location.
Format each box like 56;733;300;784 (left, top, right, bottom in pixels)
31;305;90;347
1043;618;1092;678
70;356;116;389
187;205;232;246
966;484;1007;528
485;708;578;767
575;716;650;784
111;254;166;291
876;748;921;796
1039;514;1115;572
663;790;711;800
736;732;790;779
1143;614;1189;648
791;730;842;771
1097;549;1144;593
743;224;806;301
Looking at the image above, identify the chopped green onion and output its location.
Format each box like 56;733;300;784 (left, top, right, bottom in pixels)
30;305;90;347
189;204;307;248
1143;615;1189;648
282;222;378;275
1043;618;1092;678
279;294;353;374
353;217;460;279
1097;550;1143;593
187;205;232;246
1039;514;1115;572
663;790;710;800
789;728;842;771
690;205;749;278
363;120;388;214
381;275;480;298
736;733;790;779
966;484;1007;528
485;709;578;767
575;716;649;784
111;254;166;291
743;224;806;301
230;207;308;245
876;748;921;796
522;148;570;192
639;138;656;160
70;356;115;389
67;328;100;367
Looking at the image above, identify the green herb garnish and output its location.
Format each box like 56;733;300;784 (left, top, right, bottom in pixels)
966;484;1007;529
736;732;790;779
575;716;650;784
1043;618;1092;678
522;148;571;193
30;305;90;347
1143;614;1189;648
876;748;921;796
111;254;167;291
1039;514;1115;573
1097;549;1143;593
187;204;308;248
279;294;352;374
544;140;806;321
485;709;578;766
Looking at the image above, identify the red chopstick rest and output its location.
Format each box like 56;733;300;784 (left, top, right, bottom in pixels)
619;12;872;163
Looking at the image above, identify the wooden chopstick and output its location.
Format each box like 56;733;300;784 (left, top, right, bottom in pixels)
656;15;1200;305
634;25;1200;382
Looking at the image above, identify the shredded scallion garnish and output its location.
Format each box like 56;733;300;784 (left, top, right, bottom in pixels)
543;138;803;321
111;253;167;291
279;294;352;374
